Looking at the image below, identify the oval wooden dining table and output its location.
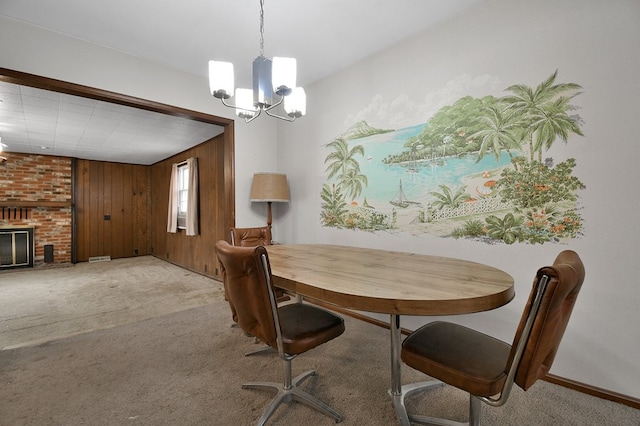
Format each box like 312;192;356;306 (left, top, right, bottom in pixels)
266;244;515;425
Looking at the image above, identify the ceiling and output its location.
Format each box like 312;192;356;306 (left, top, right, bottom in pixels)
0;0;485;164
0;81;225;165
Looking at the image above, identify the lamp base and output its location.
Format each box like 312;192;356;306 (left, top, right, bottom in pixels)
266;201;273;227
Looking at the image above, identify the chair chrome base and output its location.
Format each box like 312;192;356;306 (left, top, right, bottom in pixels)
407;415;472;426
396;380;480;426
244;345;276;357
243;369;343;425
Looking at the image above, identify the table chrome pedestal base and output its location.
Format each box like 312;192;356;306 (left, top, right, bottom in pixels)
390;314;446;425
392;380;450;425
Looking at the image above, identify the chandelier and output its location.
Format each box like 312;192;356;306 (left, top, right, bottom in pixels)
208;0;306;123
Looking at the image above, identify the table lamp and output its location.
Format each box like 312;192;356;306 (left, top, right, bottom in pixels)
250;172;290;228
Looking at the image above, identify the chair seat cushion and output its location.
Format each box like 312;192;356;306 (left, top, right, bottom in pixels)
278;303;345;355
402;321;511;397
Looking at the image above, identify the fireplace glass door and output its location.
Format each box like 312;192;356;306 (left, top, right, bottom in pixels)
0;229;33;268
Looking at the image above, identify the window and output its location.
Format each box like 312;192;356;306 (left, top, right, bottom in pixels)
177;163;189;229
167;157;199;236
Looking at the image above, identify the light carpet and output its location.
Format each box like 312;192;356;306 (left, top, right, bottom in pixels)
0;256;224;350
0;257;638;425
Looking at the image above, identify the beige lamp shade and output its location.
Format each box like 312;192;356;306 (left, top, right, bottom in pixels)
250;173;290;202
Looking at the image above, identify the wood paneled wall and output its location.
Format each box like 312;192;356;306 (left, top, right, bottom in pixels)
74;160;152;261
150;134;229;279
73;133;231;279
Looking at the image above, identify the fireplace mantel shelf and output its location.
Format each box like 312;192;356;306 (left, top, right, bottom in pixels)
0;201;71;208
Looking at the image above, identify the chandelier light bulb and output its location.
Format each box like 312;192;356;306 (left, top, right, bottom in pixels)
209;61;234;99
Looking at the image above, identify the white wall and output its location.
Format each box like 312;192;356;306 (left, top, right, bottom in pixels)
0;15;279;230
276;0;640;398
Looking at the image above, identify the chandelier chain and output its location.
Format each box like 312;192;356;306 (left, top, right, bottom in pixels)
259;0;265;57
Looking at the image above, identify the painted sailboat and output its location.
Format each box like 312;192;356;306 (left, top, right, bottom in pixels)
390;180;420;208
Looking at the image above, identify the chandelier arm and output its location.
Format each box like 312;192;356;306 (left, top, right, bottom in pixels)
263;95;284;111
220;96;264;122
264;109;296;122
244;109;263;123
220;97;260;114
263;95;296;122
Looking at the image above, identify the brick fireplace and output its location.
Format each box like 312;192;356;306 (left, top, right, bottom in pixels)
0;153;72;266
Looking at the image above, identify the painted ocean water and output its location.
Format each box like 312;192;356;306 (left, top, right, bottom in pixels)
352;123;515;210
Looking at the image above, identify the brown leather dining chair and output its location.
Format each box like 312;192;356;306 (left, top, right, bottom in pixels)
215;240;345;425
230;225;272;247
400;250;585;426
230;226;289;303
224;226;273;324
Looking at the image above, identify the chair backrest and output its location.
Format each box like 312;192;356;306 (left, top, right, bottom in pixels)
509;250;585;390
216;240;280;350
230;226;272;247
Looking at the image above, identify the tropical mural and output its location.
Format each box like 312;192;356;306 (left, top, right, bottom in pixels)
320;71;585;244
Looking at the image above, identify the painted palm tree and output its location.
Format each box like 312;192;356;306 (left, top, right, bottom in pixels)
429;184;471;210
324;137;365;180
470;105;522;164
502;70;582;162
320;184;349;227
339;168;369;200
324;137;367;201
529;96;584;162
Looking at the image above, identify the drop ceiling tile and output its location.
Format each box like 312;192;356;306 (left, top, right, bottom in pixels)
59;100;95;114
0;109;26;120
20;86;61;101
24;111;58;123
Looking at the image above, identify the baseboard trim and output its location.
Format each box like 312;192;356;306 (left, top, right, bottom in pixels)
542;373;639;410
309;299;640;411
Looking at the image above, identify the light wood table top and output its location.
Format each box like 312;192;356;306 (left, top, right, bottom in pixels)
266;244;515;316
266;244;514;424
